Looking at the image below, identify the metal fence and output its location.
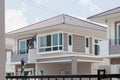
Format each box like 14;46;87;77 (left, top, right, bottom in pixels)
6;70;120;80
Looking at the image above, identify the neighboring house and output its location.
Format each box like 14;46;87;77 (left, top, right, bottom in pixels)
5;38;14;77
6;14;107;76
88;6;120;74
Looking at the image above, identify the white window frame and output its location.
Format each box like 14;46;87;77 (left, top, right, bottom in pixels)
85;37;90;48
117;23;120;44
94;38;101;55
18;39;27;54
37;32;63;54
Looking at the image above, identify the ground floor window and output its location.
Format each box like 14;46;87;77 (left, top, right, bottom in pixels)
6;72;14;76
39;69;44;75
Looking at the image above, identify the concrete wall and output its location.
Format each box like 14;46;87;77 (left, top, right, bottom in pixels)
37;62;93;75
77;63;91;74
0;0;5;79
37;63;71;75
73;34;85;53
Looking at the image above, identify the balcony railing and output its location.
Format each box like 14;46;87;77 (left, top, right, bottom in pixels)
109;39;120;55
11;49;29;62
109;39;120;46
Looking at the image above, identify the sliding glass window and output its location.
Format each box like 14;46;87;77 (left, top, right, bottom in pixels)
38;33;63;52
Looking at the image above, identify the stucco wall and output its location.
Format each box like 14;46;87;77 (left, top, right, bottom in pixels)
37;63;71;75
77;63;91;74
73;34;85;53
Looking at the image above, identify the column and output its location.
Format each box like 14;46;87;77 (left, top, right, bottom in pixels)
0;0;5;79
71;58;77;75
35;63;38;75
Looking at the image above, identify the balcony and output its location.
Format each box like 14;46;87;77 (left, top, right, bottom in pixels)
11;50;28;63
109;39;120;55
7;49;36;63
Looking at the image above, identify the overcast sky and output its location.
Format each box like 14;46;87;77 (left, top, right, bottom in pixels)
5;0;120;33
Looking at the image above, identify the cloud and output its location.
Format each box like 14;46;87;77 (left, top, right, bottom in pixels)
78;0;101;14
5;9;28;33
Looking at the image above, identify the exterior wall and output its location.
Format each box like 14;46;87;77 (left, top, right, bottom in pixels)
99;40;109;57
0;0;5;79
111;58;120;64
91;58;110;74
77;63;91;74
15;64;35;72
60;24;106;39
37;62;93;75
73;34;85;53
15;64;35;75
37;63;71;75
107;17;120;40
89;37;92;53
6;64;15;74
64;33;68;51
107;18;120;55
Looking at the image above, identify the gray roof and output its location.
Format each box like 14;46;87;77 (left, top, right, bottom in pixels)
88;6;120;19
7;14;107;35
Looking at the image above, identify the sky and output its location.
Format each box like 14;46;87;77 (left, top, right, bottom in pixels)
5;0;120;33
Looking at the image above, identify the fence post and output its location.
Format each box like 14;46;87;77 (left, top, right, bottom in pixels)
97;69;106;80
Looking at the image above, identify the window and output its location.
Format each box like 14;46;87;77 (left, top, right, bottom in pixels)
94;39;100;55
46;35;51;46
86;38;89;48
18;38;32;54
19;40;27;54
59;33;62;45
53;34;58;46
38;33;63;52
68;35;72;45
6;72;14;76
39;70;44;75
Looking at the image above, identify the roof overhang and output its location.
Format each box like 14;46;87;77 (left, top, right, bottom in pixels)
88;12;120;24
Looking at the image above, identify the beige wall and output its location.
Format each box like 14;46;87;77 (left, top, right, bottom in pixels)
77;62;91;74
64;33;68;51
111;58;120;64
37;62;92;75
0;0;5;79
37;63;71;75
73;34;85;53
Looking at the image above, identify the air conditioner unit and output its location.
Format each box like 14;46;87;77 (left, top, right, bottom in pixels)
98;65;120;74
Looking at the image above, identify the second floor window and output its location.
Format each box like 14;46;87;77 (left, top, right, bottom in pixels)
19;39;30;54
38;33;63;52
86;37;89;48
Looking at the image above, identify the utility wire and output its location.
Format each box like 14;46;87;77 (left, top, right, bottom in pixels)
29;0;61;14
22;0;61;15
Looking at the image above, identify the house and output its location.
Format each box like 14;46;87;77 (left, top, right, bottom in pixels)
6;14;107;76
88;6;120;74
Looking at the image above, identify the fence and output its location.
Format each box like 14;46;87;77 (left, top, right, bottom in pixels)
6;70;120;80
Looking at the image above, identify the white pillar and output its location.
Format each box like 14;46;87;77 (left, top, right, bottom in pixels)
35;63;38;75
71;58;77;75
0;0;5;79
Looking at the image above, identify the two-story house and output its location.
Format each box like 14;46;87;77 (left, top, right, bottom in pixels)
6;14;107;76
88;6;120;74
